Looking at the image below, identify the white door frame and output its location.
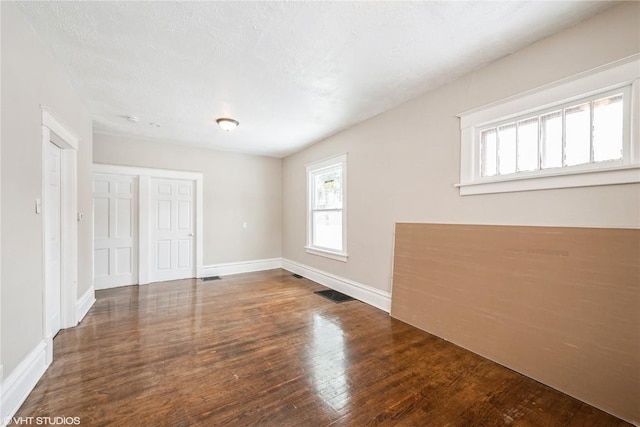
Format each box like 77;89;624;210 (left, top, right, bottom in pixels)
41;107;79;365
92;164;204;284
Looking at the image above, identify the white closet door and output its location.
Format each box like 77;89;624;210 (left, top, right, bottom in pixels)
93;174;138;289
46;142;62;337
150;178;195;282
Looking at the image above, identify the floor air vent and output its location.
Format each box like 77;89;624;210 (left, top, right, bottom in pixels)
201;276;221;281
292;273;303;278
314;289;355;303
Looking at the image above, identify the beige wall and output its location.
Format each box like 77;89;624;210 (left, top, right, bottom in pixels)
282;2;640;295
93;134;282;266
1;2;94;377
282;2;640;422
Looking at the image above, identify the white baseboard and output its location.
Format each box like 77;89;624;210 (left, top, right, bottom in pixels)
202;256;391;312
0;363;3;427
281;258;391;313
94;281;128;291
76;286;95;324
0;342;48;426
201;258;282;278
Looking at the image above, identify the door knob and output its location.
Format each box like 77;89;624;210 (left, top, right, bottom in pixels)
188;233;194;237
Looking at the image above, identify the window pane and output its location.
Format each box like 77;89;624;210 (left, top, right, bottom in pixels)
312;211;342;251
517;117;539;172
313;167;342;210
498;124;516;175
565;103;591;166
481;129;497;177
541;111;562;169
593;94;623;162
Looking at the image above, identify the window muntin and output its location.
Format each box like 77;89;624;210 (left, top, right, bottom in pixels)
478;88;628;179
517;117;538;172
306;154;347;261
541;111;562;169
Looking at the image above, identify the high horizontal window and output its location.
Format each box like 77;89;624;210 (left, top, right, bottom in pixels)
480;90;626;178
306;154;348;262
457;55;639;195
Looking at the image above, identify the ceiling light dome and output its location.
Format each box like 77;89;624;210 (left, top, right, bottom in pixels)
216;118;239;131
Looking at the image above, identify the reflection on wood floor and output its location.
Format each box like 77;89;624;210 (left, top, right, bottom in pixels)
14;269;629;426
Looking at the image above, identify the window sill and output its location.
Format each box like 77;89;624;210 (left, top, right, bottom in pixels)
305;247;349;262
455;164;640;195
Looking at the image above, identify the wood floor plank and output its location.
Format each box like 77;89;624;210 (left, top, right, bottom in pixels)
12;269;630;426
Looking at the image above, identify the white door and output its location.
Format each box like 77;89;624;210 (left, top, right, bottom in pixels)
93;174;138;289
45;142;61;337
150;178;195;282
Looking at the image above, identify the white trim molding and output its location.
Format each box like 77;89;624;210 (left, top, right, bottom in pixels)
76;286;96;324
0;364;3;427
282;258;391;313
0;342;47;426
201;258;282;278
41;107;79;339
457;54;640;195
93;163;204;284
41;107;79;151
200;258;391;313
93;164;203;182
304;247;348;263
306;153;349;262
456;165;640;195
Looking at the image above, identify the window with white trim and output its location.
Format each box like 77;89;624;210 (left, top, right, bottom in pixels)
457;56;639;195
306;154;347;262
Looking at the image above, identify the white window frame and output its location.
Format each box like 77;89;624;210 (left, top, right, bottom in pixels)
456;54;640;196
306;153;348;262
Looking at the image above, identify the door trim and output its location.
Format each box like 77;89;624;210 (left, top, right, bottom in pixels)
92;164;204;284
41;107;79;365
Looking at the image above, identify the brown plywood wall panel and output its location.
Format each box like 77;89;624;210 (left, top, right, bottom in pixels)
391;223;640;424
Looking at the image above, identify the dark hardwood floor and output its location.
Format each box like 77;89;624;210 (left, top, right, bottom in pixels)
14;269;629;426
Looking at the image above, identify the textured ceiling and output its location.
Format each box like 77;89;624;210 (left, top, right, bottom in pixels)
18;1;613;158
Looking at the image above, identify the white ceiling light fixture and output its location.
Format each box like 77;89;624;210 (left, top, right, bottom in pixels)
216;118;239;132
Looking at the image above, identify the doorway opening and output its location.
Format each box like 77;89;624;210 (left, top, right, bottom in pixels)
41;107;79;365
